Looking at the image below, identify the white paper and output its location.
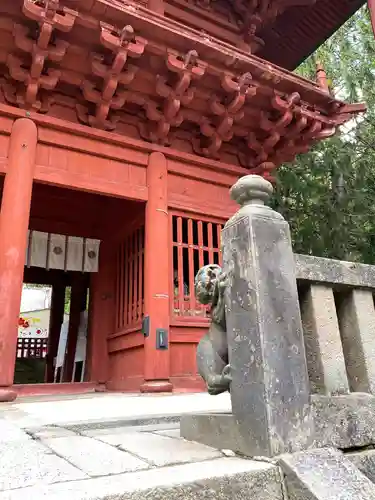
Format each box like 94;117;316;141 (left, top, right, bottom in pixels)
29;231;48;268
84;239;100;272
66;236;84;272
48;233;66;270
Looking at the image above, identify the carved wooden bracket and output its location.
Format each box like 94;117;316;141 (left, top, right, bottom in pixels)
0;0;362;177
80;24;147;130
23;0;77;32
142;49;207;144
198;72;256;157
232;0;316;52
5;0;77;110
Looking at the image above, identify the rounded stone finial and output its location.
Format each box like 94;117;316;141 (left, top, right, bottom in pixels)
230;174;273;206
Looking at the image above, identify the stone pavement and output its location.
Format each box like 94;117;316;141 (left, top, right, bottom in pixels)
0;392;285;499
0;391;231;429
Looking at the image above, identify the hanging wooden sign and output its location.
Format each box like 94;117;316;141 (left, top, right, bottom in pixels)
26;231;100;272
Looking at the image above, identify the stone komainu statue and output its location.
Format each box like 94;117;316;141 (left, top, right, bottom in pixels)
195;264;231;395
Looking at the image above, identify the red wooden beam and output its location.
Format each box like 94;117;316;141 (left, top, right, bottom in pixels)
369;0;375;39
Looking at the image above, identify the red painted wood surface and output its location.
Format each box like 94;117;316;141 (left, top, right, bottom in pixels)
0;110;240;396
86;240;116;384
369;0;375;39
0;1;361;179
105;215;145;390
107;348;145;391
115;226;145;331
0;118;37;401
142;152;172;392
171;213;223;319
15;382;99;398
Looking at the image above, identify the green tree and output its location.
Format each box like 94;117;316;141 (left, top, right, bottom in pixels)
272;5;375;263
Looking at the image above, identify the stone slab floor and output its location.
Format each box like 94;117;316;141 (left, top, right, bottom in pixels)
0;417;282;500
0;392;285;499
0;392;232;429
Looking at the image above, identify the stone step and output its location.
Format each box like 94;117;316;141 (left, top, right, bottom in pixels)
0;456;284;500
346;450;375;485
0;417;284;500
279;448;375;500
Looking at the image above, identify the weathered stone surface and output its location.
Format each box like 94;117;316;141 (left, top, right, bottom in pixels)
0;419;31;443
0;457;284;500
295;253;375;289
0;439;87;491
29;426;77;440
181;393;375;453
180;413;247;454
155;428;182;438
96;431;222;466
279;447;375;500
346;450;375;484
82;423;180;438
312;393;375;449
300;284;349;395
221;175;312;457
42;436;150;476
336;289;375;394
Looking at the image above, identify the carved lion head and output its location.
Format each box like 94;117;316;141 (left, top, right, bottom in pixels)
194;264;222;305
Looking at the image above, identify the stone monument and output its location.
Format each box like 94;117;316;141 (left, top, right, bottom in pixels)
183;174;313;457
181;175;375;499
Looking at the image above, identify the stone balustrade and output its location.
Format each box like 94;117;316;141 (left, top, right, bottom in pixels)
295;253;375;397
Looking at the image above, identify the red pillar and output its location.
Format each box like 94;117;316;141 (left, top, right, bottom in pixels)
86;241;114;388
140;152;172;393
45;282;66;383
369;0;375;39
62;275;87;382
0;118;37;402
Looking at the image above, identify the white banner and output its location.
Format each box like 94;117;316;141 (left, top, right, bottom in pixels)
25;232;101;272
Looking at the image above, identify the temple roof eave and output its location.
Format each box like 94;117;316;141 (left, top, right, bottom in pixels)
0;0;366;179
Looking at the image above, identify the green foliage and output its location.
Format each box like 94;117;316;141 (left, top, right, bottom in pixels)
64;287;71;315
271;6;375;263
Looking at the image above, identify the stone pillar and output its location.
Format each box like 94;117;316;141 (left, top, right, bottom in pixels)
140;152;172;393
336;289;375;393
45;282;66;383
223;175;312;457
300;284;349;395
62;275;87;382
0;118;37;402
181;175;313;457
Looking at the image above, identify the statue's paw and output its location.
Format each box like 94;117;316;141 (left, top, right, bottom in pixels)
207;371;231;395
218;272;229;289
222;364;231;379
208;386;227;395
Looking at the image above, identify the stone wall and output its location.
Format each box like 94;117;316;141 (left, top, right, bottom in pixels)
295;254;375;396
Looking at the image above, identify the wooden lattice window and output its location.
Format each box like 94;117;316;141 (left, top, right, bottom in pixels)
115;225;145;331
171;214;223;318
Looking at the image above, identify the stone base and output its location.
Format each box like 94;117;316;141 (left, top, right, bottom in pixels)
0;387;17;402
140;380;173;393
346;450;375;485
180;393;375;456
312;393;375;449
94;384;107;393
279;447;375;499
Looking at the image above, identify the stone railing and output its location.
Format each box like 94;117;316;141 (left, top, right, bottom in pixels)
295;254;375;397
181;176;375;498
